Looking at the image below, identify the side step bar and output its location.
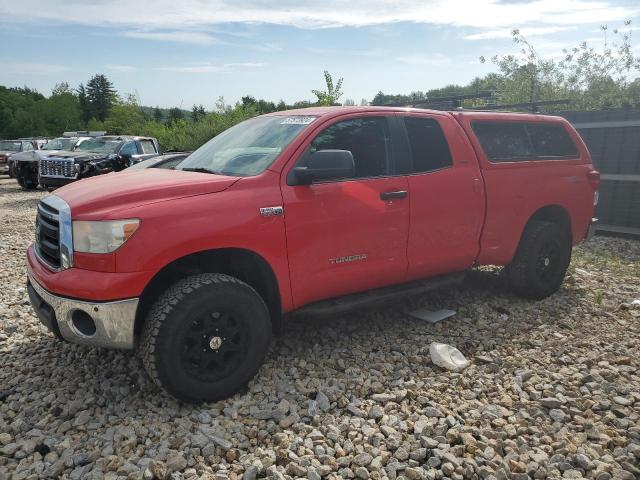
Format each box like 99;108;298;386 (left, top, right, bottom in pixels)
292;272;467;318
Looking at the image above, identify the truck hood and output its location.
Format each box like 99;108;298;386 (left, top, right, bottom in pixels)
55;169;241;217
13;149;82;163
8;150;37;162
46;151;107;163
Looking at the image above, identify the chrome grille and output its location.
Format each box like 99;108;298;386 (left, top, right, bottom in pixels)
35;201;61;269
40;158;76;178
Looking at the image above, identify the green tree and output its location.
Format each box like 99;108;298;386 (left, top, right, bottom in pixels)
481;21;640;109
240;95;276;114
51;82;72;96
86;118;105;131
38;91;82;133
153;106;163;122
167;107;185;124
104;104;146;134
77;84;91;124
85;74;116;121
371;91;427;106
312;70;344;106
241;95;257;109
191;104;206;122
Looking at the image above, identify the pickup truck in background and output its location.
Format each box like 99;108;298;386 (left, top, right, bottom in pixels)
12;134;92;189
26;107;598;402
0;139;42;176
38;135;160;190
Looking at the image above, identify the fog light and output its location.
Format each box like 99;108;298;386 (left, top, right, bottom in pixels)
71;310;96;336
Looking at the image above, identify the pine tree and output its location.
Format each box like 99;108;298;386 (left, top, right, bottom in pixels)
51;82;72;96
77;84;91;124
85;74;116;121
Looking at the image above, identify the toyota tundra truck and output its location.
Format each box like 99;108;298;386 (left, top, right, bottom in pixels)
26;107;599;402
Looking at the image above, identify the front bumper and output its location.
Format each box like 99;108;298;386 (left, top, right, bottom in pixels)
27;272;138;349
38;176;76;187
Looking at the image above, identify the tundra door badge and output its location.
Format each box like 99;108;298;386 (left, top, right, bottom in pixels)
260;206;284;217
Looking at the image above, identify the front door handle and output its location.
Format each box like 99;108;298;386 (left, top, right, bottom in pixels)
380;190;408;200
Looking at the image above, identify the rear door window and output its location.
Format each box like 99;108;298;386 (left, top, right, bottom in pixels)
403;117;452;173
472;122;533;161
527;124;578;158
139;139;157;154
473;121;578;162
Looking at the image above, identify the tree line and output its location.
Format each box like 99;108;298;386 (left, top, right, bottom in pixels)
373;23;640;110
1;23;638;151
0;70;344;151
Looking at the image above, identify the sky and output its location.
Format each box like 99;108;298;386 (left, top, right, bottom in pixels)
1;0;639;109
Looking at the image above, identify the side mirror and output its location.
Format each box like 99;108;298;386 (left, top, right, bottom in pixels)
292;149;355;185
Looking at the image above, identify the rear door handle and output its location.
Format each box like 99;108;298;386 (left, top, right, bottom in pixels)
380;190;408;200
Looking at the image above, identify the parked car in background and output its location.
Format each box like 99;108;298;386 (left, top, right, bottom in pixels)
125;152;190;171
25;107;598;402
0;139;40;176
12;134;95;189
38;135;160;190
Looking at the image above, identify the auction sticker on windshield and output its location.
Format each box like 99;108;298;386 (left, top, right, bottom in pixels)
280;116;316;125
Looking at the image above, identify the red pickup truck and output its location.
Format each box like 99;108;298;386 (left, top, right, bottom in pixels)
26;107;598;402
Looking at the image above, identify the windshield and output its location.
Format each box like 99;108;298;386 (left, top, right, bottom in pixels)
178;115;316;176
0;141;21;152
43;138;77;151
76;138;122;154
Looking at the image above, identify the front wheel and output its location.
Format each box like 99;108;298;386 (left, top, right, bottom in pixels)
140;273;272;403
506;220;572;300
17;173;38;190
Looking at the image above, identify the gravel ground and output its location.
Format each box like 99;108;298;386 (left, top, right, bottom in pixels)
0;176;639;480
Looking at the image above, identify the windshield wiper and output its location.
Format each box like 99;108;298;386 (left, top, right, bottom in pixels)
181;167;223;175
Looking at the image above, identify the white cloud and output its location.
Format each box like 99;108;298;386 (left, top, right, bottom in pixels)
3;62;71;75
1;0;636;31
464;26;575;40
254;43;284;52
160;61;264;73
104;63;136;71
224;62;264;68
395;54;451;66
123;30;222;45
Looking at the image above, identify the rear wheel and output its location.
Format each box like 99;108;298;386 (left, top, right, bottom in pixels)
507;220;571;299
140;273;272;403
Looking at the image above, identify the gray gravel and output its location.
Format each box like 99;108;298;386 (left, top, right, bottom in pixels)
0;177;639;480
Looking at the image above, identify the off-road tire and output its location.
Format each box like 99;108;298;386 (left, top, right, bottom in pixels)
507;220;572;300
140;273;271;403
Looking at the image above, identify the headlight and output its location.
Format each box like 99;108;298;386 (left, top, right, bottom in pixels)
72;219;140;253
